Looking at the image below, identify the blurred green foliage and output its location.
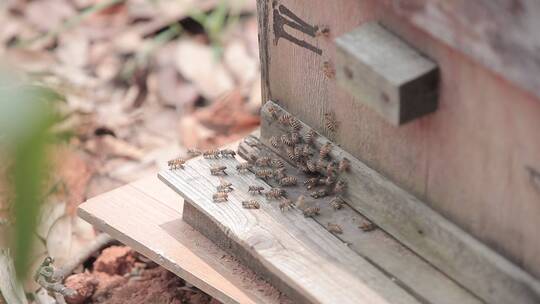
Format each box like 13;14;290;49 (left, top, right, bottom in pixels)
0;79;65;280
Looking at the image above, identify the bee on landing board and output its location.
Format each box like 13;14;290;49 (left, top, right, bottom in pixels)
267;105;280;120
217;180;233;193
338;158;350;173
220;149;236;158
330;197;344;210
210;165;227;175
269;136;281;149
327;223;343;234
319;142;332;159
265;188;286;200
303;207;320;218
213;192;228;202
242;200;261;209
279;198;295;212
236;162;252;173
279;176;298;186
304;129;317;144
167;158;185;170
248;185;265;195
187;148;202;157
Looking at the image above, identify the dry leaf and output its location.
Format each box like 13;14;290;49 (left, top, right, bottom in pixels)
46;215;96;268
224;40;258;87
174;40;234;100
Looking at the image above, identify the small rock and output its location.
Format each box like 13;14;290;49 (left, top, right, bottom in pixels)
64;272;99;304
93;246;136;275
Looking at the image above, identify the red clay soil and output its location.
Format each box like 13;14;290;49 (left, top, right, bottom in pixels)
64;245;221;304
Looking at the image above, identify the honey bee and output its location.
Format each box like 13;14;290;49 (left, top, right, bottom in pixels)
270;159;285;169
327;223;343;234
304;129;317;144
212;192;228;202
330;197;344;210
302;145;313;157
274;167;287;180
217;180;233;193
267;105;279;120
280;134;294;146
339;158;350;173
236;162;252;173
324;175;337;186
242;200;261;209
319;142;332;159
316;26;330;37
316;159;327;171
255;169;273;180
289;117;302;131
324;113;338;132
265;188;286;199
359;222;376;232
296;195;306;210
279;198;295;212
310;189;328;199
326;162;337;176
167;158;185;170
210;165;227;175
220;149;236;158
187;148;201;157
306;160;318;173
293;146;304;161
323;61;335;79
333;180;347;194
304;178;321;189
279;176;298;186
285;147;297;162
248;185;265;194
298;164;312;174
255;157;272;167
203;149;220;159
279;113;292;126
303;207;320;217
290;131;300;143
269;136;281;149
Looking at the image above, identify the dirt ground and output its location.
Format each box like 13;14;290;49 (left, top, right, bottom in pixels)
0;0;261;302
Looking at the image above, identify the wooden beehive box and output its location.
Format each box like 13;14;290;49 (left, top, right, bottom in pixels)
159;1;540;303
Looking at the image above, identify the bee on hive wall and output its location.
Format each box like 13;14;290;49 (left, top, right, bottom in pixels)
324;112;338;132
280;134;294;146
267;105;280;120
289;117;302;131
319;142;332;159
304;129;317;144
338;158;350;173
279;113;292;126
270;136;281;149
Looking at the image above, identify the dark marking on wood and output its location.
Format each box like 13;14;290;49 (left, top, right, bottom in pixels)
272;3;322;55
526;166;540;195
257;0;272;101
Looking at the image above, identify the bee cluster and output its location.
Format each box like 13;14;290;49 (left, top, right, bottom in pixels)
264;105;351;218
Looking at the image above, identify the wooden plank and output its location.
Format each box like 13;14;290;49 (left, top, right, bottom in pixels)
158;158;422;304
237;135;482;304
258;101;540;304
257;0;540;279
383;0;540;100
335;22;438;125
78;175;286;304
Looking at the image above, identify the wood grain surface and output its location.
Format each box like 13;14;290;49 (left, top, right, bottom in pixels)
159;157;422;304
258;101;540;304
78;175;286;304
257;0;540;280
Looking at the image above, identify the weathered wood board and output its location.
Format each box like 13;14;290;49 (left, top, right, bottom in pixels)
257;0;540;280
159;158;423;304
237;135;482;304
259;101;540;304
78;175;287;304
335;22;438;125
